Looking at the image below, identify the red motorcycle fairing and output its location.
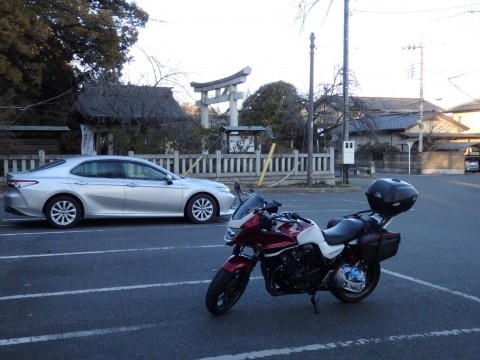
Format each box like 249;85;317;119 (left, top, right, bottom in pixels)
221;254;254;273
229;213;298;250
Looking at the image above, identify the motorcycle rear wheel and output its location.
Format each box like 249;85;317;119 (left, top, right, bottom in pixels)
205;268;250;315
330;261;381;303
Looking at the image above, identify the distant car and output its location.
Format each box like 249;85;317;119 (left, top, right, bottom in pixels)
4;155;235;228
464;157;479;173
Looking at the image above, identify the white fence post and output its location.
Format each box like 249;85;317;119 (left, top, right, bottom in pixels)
255;150;261;176
39;150;45;166
215;150;221;177
173;151;180;175
293;150;299;175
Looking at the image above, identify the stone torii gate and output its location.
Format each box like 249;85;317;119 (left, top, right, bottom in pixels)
190;66;251;128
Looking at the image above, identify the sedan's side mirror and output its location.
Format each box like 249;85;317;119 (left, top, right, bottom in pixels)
166;174;173;185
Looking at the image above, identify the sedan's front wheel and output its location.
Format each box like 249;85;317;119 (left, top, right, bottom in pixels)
186;194;217;224
45;196;81;229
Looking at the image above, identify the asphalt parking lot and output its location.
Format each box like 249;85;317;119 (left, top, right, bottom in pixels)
1;174;480;359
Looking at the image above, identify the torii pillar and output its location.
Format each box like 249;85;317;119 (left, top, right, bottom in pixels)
191;67;251;128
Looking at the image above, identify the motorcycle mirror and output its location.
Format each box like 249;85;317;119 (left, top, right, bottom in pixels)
234;180;241;192
264;201;279;214
234;180;245;204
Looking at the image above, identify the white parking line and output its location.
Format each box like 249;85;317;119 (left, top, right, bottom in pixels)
0;229;107;237
382;269;480;303
195;327;480;360
0;280;210;301
0;277;264;301
0;269;479;351
0;324;156;346
0;244;224;260
0;224;225;237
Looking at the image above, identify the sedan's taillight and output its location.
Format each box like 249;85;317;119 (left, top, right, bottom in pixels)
7;180;39;188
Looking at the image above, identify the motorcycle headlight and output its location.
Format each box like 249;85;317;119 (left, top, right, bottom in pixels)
224;227;241;242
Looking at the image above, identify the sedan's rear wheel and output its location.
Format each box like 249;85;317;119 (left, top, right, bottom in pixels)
45;196;81;229
186;194;217;224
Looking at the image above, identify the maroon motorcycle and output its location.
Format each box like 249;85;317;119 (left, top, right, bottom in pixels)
205;178;418;315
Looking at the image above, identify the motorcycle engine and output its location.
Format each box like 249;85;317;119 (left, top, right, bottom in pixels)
278;244;320;284
333;264;366;293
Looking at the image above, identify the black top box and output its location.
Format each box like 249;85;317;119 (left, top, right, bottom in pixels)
365;178;418;217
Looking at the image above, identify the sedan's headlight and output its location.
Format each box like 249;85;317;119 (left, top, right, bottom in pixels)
224;227;241;241
216;186;231;193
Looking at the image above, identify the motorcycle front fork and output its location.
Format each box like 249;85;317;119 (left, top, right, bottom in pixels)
232;245;259;266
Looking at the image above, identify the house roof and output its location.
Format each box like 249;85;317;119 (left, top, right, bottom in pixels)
350;111;468;134
353;97;444;113
220;126;267;133
433;142;480;150
445;99;480;113
76;84;187;121
1;125;70;132
351;112;420;132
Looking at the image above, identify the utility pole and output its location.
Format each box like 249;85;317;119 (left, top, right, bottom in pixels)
419;40;424;153
342;0;350;184
403;39;424;152
307;33;315;187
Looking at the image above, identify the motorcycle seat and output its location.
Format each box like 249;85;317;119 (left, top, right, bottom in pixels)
321;218;365;245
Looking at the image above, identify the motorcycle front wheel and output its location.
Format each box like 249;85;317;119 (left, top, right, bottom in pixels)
330;261;381;303
205;268;250;315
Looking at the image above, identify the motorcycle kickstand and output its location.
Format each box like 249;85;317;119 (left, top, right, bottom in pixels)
310;293;320;314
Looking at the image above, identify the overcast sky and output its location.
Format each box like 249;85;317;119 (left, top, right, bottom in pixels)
123;0;480;110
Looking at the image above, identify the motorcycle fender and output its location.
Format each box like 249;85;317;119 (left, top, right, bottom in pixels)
221;255;253;273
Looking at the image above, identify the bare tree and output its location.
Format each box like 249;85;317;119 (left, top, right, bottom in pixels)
295;0;335;30
302;66;363;143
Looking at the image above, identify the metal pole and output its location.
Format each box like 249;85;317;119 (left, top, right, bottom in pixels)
307;33;315;187
418;39;424;153
342;0;350;184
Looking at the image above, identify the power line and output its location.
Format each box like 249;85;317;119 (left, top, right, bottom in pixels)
0;90;72;111
355;3;480;14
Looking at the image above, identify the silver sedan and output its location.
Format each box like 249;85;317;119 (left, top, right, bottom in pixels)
4;155;235;228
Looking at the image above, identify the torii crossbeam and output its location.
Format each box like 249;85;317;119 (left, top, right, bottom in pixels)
191;67;251;128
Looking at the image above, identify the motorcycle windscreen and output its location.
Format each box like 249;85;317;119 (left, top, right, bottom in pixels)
232;193;265;220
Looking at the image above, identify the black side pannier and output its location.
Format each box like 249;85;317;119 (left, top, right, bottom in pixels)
356;230;401;262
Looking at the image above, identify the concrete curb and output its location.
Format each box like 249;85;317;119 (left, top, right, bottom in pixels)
0;185;361;200
250;185;362;193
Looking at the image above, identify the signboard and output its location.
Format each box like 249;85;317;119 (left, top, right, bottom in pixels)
343;141;355;164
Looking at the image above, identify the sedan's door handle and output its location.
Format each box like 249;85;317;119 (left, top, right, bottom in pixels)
126;183;139;187
74;181;88;185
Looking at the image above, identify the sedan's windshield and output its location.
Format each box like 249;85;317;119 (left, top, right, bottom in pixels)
232;192;265;220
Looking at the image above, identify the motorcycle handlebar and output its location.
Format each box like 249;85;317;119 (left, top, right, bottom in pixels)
291;212;312;224
278;211;312;224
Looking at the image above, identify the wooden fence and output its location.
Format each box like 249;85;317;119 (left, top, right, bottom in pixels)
0;149;336;187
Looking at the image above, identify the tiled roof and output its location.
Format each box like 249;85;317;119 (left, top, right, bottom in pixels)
76;84;187;120
350;112;423;132
350;110;467;133
353;97;443;113
445;99;480;112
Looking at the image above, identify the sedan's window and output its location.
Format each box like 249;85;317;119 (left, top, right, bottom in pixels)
121;162;167;181
71;161;120;178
